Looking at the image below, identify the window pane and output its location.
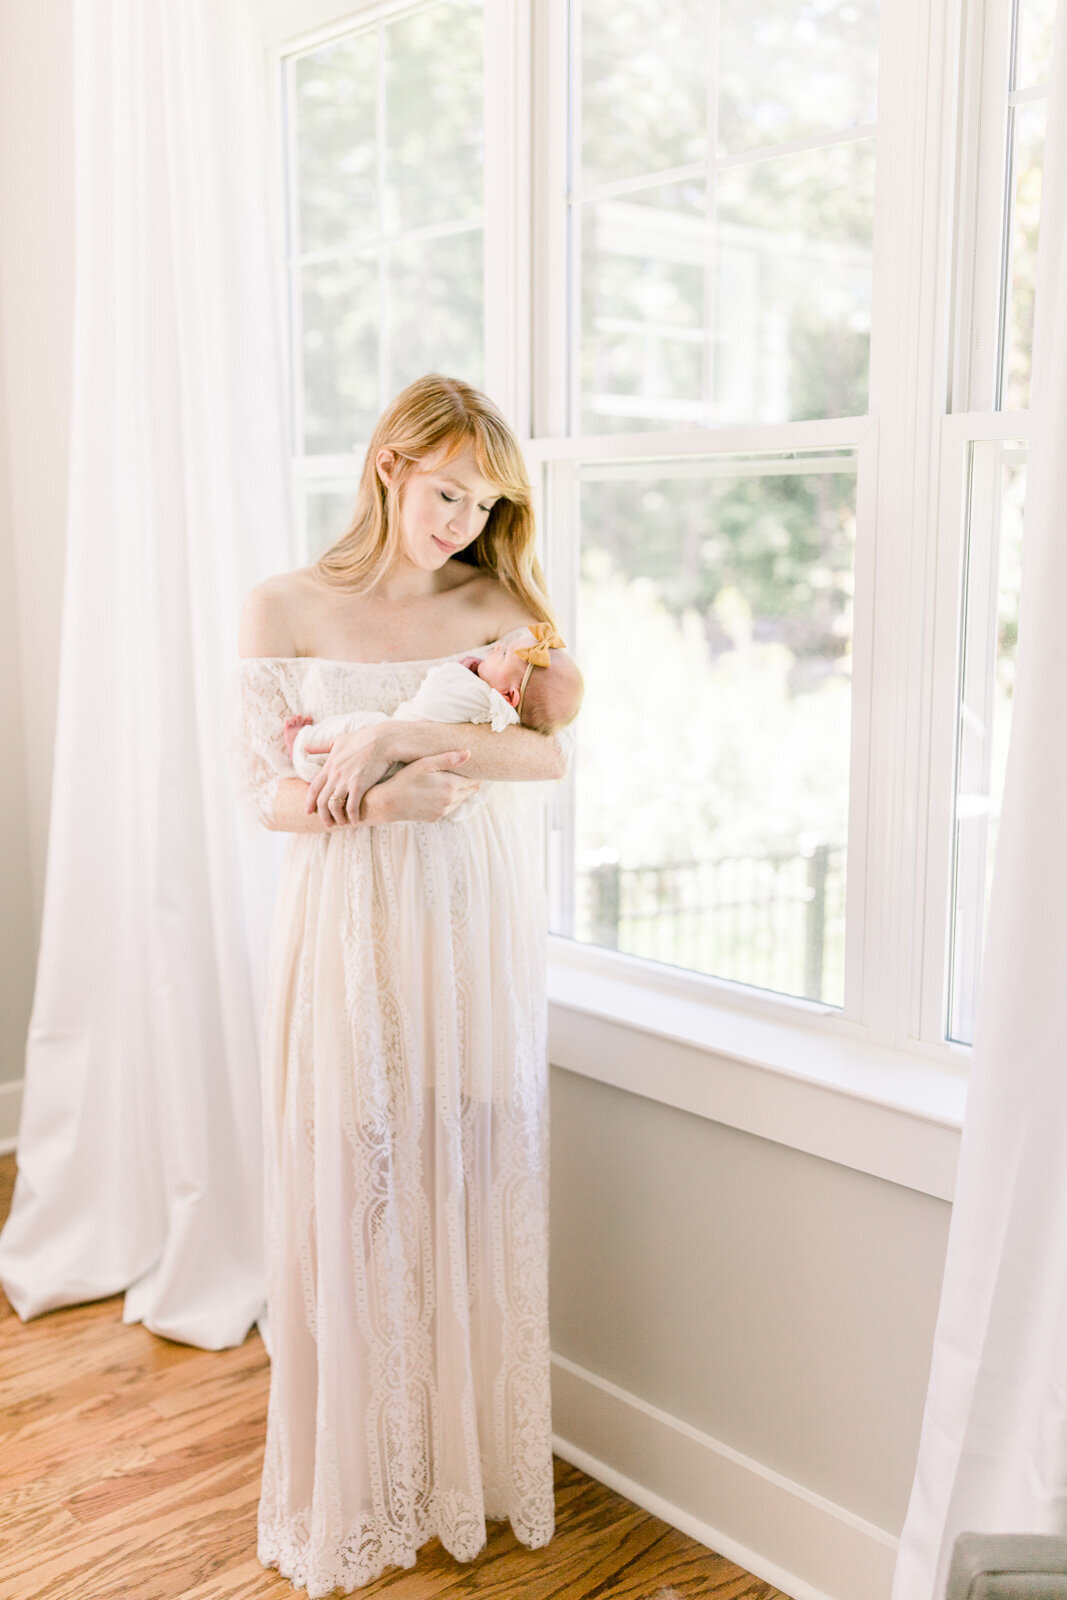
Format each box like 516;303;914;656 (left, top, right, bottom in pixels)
301;255;379;452
1002;100;1045;411
572;1;878;433
286;0;485;457
1015;0;1055;88
305;485;359;561
388;229;484;395
579;0;707;191
579;180;710;435
384;0;483;232
714;138;874;421
294;34;378;255
576;140;873;432
717;0;879;155
564;451;855;1005
948;441;1025;1045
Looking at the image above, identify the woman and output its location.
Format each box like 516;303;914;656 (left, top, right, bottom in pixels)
226;373;581;1597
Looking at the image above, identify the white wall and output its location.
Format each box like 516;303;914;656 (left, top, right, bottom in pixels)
0;310;34;1091
0;0;74;1096
0;8;941;1597
548;1068;949;1597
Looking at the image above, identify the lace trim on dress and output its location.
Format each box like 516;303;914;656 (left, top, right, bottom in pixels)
225;657;301;833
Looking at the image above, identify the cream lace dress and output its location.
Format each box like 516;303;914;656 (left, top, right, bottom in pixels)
225;648;567;1597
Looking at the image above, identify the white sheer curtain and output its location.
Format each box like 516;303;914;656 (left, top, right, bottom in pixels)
0;0;295;1349
891;4;1067;1594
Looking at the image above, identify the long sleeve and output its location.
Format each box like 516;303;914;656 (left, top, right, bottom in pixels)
224;657;301;832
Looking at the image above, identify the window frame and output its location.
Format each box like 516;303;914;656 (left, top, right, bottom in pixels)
921;413;1029;1049
532;0;975;1074
257;0;1037;1166
528;419;877;1049
923;0;1037;1049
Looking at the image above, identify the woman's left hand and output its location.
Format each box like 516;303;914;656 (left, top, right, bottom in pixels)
304;723;398;828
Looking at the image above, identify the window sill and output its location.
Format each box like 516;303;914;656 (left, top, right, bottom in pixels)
546;939;965;1201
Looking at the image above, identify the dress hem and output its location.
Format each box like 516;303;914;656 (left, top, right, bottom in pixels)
257;1503;555;1598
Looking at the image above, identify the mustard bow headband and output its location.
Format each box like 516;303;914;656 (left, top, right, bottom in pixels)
514;622;566;669
514;623;567;716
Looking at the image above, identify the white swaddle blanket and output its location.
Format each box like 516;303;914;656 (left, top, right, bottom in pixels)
291;659;520;821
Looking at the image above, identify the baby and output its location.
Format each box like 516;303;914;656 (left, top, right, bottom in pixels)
282;623;584;819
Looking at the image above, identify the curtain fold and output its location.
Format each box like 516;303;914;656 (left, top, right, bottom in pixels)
890;2;1067;1593
0;0;295;1349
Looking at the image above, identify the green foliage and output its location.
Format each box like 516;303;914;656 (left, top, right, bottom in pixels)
574;540;852;866
578;465;856;669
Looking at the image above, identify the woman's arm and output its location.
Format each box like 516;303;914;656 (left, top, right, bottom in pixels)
301;719;566;825
381;719;568;782
268;761;482;831
268;776;334;833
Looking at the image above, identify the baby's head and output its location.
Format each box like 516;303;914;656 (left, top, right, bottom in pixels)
473;624;584;734
513;646;584;734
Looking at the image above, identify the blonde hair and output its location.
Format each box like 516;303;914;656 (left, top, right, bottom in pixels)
313;373;560;630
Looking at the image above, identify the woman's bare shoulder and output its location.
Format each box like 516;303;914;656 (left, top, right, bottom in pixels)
468;573;544;636
238;569;304;659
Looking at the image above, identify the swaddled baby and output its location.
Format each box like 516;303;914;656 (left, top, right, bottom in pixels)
283;623;583;821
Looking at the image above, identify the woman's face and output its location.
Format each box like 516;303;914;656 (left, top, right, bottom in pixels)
377;445;503;572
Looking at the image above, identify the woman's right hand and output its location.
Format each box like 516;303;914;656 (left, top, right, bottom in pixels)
360;750;481;824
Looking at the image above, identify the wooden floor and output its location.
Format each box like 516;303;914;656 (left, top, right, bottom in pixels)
0;1152;785;1599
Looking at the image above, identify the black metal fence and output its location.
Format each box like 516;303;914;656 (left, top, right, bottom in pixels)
577;841;846;1003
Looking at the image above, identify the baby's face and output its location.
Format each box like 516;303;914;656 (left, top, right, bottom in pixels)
459;633;534;708
478;641;527;696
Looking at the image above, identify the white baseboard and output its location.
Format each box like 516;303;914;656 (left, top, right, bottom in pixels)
550;1351;899;1600
0;1077;22;1156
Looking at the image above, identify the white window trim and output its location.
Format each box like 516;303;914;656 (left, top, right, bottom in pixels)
547;941;963;1202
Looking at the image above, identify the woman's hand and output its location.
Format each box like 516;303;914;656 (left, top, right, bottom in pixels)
304;722;402;828
361;752;481;825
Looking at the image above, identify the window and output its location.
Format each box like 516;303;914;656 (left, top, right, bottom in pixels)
560;444;857;1006
573;0;878;434
946;433;1025;1044
536;0;878;1010
263;0;1050;1067
1001;0;1053;409
930;0;1051;1044
277;0;489;555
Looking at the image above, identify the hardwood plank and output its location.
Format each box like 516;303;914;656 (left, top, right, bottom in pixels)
0;1429;157;1503
0;1152;787;1599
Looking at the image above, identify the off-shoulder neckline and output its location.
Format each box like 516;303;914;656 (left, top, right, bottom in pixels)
237;648;486;668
